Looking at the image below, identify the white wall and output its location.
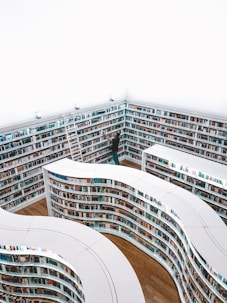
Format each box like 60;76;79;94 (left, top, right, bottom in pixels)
0;0;227;127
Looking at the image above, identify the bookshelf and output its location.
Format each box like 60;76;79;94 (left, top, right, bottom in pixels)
0;101;125;212
0;245;84;303
0;207;145;303
142;144;227;224
1;99;226;212
124;101;227;165
43;158;227;303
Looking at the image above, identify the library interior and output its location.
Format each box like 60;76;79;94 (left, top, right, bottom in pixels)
0;99;226;303
0;1;227;302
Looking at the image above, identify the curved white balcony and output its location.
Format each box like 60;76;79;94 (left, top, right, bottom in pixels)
0;206;145;303
43;159;227;303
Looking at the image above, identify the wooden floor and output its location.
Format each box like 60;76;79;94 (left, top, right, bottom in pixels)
16;160;181;303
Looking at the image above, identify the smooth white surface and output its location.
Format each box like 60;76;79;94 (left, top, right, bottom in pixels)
0;208;145;303
143;144;227;187
43;159;227;279
0;0;227;127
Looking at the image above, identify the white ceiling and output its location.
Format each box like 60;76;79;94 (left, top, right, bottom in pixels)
0;0;227;127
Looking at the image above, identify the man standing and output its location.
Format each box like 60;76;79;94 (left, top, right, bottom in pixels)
104;131;121;165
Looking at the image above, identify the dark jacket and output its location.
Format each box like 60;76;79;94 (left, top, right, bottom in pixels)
111;134;120;152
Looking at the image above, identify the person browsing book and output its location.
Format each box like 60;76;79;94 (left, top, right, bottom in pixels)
104;131;121;165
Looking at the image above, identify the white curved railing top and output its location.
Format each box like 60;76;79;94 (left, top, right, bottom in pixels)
0;206;145;303
44;159;227;280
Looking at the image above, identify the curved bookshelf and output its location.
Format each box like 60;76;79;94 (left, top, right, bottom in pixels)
43;159;227;303
0;208;144;303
